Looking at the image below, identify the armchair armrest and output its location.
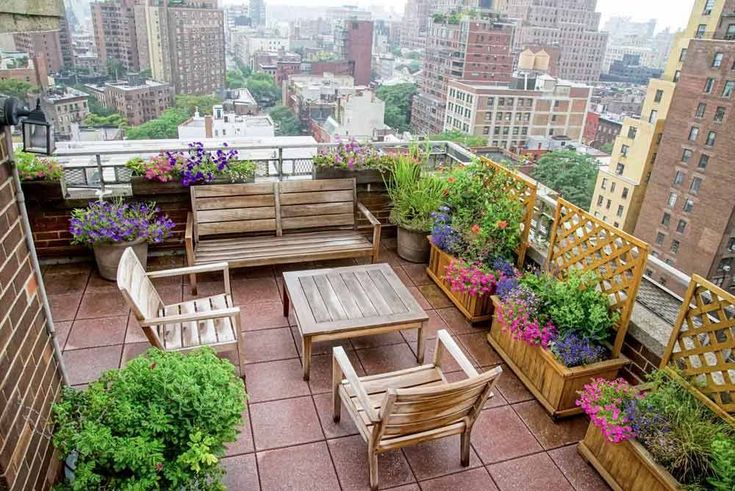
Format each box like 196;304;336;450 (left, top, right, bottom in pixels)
147;262;231;294
141;307;241;327
333;346;380;422
433;329;479;378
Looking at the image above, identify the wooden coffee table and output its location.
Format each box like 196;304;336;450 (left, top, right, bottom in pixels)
282;263;429;380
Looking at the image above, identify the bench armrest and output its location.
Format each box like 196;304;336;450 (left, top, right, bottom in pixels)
433;329;479;378
141;307;240;326
333;346;380;422
357;202;380;226
357;202;381;262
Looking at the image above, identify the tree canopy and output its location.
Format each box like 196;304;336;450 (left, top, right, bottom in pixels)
246;73;280;105
532;150;600;209
0;79;36;100
269;105;302;136
376;83;417;133
125;95;222;140
428;130;487;148
84;113;127;128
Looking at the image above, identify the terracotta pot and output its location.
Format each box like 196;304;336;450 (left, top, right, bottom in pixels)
396;227;430;263
93;239;148;281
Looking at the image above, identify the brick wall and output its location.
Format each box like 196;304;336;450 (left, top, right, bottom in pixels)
620;336;662;384
0;132;64;490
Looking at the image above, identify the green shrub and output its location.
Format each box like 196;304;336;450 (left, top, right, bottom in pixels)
386;156;447;232
709;437;735;490
52;348;246;490
15;150;63;181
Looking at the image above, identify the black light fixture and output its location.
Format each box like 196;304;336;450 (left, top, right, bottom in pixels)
0;96;55;155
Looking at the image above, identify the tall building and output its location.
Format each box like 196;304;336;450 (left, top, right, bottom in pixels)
13;30;65;73
145;0;226;95
400;0;430;50
495;0;608;82
249;0;266;27
589;0;732;234
40;87;90;141
91;0;147;73
101;79;174;125
411;14;514;135
337;20;373;86
633;35;735;291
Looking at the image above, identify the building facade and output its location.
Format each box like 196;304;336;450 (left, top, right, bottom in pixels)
583;112;623;149
445;74;591;150
314;90;387;142
41;87;90;141
249;0;266;27
600;54;663;85
91;0;147;73
178;107;275;139
400;0;430;50
411;15;514;135
337;20;373;86
634;38;735;292
12;30;64;73
495;0;608;82
102;79;173;125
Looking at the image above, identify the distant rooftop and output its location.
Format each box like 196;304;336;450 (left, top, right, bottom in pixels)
106;79;170;91
45;87;88;102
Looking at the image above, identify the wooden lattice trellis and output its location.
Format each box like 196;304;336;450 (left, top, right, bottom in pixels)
661;275;735;426
546;198;649;357
479;157;537;268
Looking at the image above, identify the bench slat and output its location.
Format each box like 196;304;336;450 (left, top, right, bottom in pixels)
196;194;275;210
279;190;354;205
192;182;274;197
282;213;355;230
279;178;355;193
197;206;275;223
198;219;277;236
280;202;354;218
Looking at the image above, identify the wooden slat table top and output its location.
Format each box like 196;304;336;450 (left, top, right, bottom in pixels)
283;263;429;336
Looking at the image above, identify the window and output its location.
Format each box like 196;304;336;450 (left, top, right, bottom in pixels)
661;212;671;226
706;131;716;146
667;193;678;207
610;182;616;193
606;199;611;210
715;106;726;122
728;237;735;252
696;24;707;38
654;89;664;103
674;70;681;82
679;48;688;61
690;176;703;194
671;240;680;254
683;199;694;213
713;52;724;68
704;0;716;14
601;178;607;190
695;103;706;118
674;170;685;185
688;127;699;141
727;23;735;39
698;154;710;169
616;205;624;218
655;233;665;246
681;149;693;163
627;127;637;139
704;78;716;93
614;222;620;228
597;195;604;206
723;81;735;98
676;220;687;233
616;163;625;175
622;187;629;199
620;145;629;157
648;110;658;123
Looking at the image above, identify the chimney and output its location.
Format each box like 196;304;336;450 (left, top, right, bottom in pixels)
205;115;213;138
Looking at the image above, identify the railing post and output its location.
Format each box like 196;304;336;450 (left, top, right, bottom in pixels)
96;154;105;197
277;147;284;181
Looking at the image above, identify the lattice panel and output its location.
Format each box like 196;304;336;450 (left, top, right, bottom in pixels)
546;198;649;357
479;158;537;268
662;275;735;424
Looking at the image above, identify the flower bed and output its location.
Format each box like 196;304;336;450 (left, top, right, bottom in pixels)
576;373;735;490
16;150;65;201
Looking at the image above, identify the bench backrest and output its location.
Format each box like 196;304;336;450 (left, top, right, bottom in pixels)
191;179;357;241
377;366;502;442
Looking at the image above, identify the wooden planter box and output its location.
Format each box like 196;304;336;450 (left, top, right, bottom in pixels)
314;167;386;185
577;424;679;491
21;180;64;201
487;296;629;418
130;176;187;196
425;240;494;323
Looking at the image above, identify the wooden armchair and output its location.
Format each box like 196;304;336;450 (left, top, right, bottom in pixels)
332;330;502;490
117;248;244;375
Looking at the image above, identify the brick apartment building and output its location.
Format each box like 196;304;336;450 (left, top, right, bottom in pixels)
634;38;735;293
91;0;147;73
411;14;514;135
102;79;174;125
583;112;623;149
13;30;65;73
337;20;373;86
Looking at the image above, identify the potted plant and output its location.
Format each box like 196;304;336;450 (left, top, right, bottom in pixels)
52;348;247;489
69;199;175;280
487;270;630;418
577;372;735;491
385;156;446;262
313;138;395;184
15;150;65;201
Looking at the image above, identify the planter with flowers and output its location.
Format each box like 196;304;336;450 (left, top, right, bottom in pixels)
313;139;395;184
70;199;175;280
16;150;65;201
426;162;531;322
488;198;649;418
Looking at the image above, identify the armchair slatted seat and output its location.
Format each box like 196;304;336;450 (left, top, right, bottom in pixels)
117;248;244;374
332;329;502;490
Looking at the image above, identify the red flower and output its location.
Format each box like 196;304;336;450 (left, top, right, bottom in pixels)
471;224;481;234
497;220;508;230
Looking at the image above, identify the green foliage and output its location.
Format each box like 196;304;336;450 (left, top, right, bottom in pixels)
246;73;280;104
377;83;417;132
0;79;36;99
226;69;249;89
106;58;125;79
521;270;618;343
125;108;189;140
709;437;735;490
599;143;614;154
386;157;447;232
15;151;62;181
72;85;118;117
532;150;599;208
52;348;246;490
428;131;487;149
84;113;127;128
269;105;302;136
174;95;222;116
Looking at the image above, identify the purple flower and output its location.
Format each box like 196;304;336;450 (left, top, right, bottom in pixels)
550;333;608;367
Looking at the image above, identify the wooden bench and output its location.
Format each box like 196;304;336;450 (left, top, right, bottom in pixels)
185;178;381;294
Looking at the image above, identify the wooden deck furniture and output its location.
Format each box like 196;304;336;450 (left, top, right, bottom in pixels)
185;178;382;294
332;330;503;490
117;248;244;375
282;263;429;380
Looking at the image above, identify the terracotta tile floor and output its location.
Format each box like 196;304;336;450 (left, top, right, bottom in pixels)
45;244;610;490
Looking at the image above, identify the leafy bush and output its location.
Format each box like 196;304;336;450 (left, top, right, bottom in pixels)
15;150;63;181
709;437;735;490
386;156;447;232
52;348;246;490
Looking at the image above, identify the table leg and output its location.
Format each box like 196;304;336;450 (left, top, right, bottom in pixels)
416;322;425;364
282;287;290;318
302;335;313;381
